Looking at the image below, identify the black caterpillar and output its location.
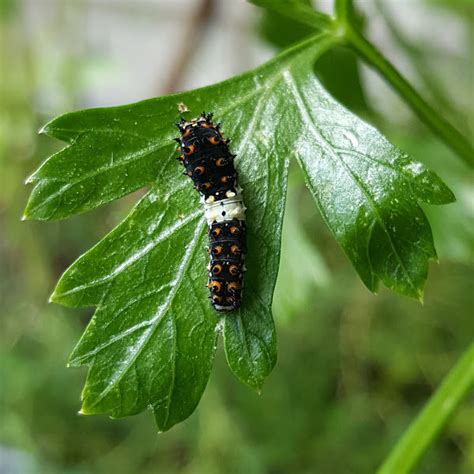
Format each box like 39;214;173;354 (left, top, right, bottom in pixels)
176;113;246;311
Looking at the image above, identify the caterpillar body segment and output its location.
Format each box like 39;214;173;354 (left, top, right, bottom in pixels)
176;113;246;311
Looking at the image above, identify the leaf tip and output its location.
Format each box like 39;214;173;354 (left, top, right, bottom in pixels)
38;118;57;137
248;378;265;394
445;190;456;204
21;200;41;221
78;403;96;416
67;357;79;367
48;291;59;304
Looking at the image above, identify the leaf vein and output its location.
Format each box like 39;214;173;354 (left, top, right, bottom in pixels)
89;220;207;410
283;70;418;293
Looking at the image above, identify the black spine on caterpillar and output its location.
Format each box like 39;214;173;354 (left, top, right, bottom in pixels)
176;112;246;311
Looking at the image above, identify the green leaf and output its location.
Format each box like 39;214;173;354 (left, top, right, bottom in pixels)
284;54;454;298
25;32;454;430
63;183;217;430
314;46;371;116
252;0;474;167
258;0;315;49
257;0;371;123
248;0;333;31
24;109;177;220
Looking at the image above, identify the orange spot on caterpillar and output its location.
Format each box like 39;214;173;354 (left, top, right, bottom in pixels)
227;282;241;294
208;280;222;293
184;144;195;155
229;265;239;275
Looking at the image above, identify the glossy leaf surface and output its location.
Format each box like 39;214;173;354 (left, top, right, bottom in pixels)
24;32;454;430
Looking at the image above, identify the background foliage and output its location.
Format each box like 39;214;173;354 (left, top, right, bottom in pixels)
1;0;473;473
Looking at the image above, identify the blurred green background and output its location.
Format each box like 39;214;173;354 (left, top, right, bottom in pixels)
1;1;473;473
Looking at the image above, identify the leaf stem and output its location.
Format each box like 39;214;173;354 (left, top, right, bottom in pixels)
253;0;473;167
342;24;473;168
377;341;474;474
334;0;352;21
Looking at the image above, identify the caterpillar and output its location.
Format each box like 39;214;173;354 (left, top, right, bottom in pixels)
176;112;246;311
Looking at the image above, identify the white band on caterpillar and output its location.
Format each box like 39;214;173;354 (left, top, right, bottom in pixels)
203;195;246;225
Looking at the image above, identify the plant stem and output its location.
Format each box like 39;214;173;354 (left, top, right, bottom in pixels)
377;342;474;474
254;0;474;166
343;24;473;168
334;0;352;20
